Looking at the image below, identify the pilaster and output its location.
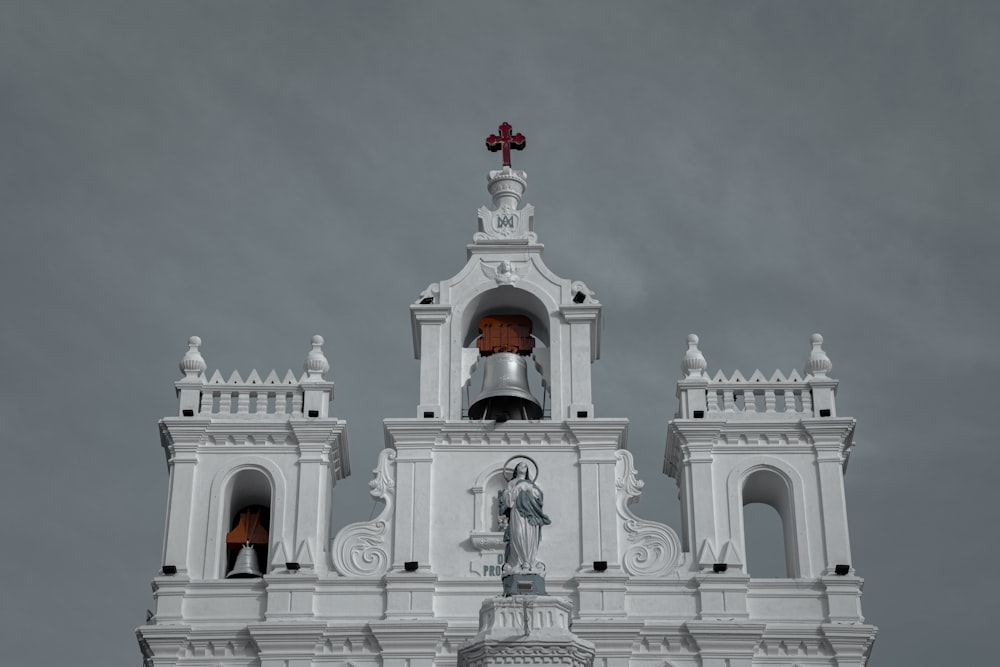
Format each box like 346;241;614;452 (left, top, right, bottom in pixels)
289;420;349;573
160;422;206;575
560;304;601;419
411;305;452;419
804;418;857;572
575;427;625;570
389;445;435;571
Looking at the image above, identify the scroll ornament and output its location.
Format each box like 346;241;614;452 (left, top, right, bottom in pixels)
614;449;681;577
331;449;396;577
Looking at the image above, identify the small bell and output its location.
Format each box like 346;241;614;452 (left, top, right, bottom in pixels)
469;352;542;421
227;542;262;578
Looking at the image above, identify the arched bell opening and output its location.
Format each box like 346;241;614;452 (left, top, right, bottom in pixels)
459;288;555;421
741;468;798;578
223;468;272;578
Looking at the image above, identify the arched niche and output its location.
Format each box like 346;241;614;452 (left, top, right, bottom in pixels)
483;469;509;533
459;286;555;414
469;465;511;553
222;467;273;578
741;467;797;578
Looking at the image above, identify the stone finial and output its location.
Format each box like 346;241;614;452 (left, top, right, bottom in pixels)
487;166;527;210
682;334;708;378
304;335;330;378
179;336;206;377
805;333;832;377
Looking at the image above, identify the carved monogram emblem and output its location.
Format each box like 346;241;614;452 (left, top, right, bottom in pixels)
492;208;519;236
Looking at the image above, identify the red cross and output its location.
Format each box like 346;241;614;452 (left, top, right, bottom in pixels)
485;122;526;167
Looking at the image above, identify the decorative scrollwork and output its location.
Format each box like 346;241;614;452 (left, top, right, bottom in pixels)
331;449;396;577
614;450;681;577
570;280;600;305
415;282;439;304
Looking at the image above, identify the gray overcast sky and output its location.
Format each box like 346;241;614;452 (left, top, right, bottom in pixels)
1;1;997;664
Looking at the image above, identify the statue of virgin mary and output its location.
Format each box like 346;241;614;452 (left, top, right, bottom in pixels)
498;460;551;574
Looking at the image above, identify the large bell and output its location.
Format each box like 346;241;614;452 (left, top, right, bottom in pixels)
469;352;542;421
227;543;262;578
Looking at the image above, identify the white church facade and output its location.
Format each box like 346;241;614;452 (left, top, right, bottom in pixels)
137;126;877;666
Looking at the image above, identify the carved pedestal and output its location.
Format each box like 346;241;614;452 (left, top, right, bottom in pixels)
501;573;546;596
458;596;594;667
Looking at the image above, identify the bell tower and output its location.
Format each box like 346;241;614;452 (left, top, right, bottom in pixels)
666;333;877;656
411;160;601;423
145;335;349;633
667;334;856;581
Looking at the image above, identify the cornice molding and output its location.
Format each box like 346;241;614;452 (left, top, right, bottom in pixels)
383;418;628;450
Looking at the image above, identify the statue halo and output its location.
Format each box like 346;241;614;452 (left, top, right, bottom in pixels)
502;455;539;482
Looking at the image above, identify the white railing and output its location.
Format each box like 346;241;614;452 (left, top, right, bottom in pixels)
705;369;811;418
174;336;335;419
676;334;838;421
194;370;305;417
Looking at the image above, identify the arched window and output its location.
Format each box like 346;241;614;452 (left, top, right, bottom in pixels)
742;468;797;578
224;468;272;578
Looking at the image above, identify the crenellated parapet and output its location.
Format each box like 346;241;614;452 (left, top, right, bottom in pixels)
174;335;335;419
675;333;838;421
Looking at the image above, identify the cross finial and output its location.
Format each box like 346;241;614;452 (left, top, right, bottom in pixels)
485;122;526;167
